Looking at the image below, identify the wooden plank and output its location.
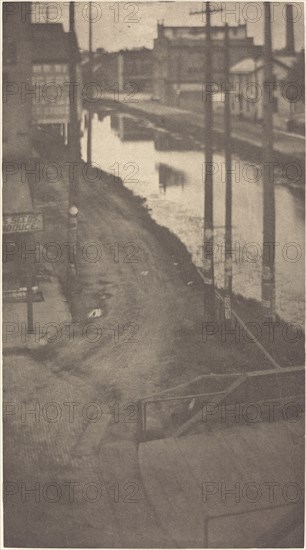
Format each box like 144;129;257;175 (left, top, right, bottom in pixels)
139;438;205;547
139;420;304;547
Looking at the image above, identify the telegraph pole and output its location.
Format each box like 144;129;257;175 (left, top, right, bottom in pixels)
190;2;221;320
262;2;276;320
203;2;215;319
87;2;93;165
68;1;80;192
223;23;232;322
67;1;80;288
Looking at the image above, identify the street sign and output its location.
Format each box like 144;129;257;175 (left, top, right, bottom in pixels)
3;288;44;303
3;212;44;234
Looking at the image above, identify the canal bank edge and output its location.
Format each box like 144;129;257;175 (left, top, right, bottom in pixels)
91;98;305;191
30;128;304;373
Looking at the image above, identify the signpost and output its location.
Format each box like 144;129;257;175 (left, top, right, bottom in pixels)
3;212;44;234
3;288;43;303
3;211;44;332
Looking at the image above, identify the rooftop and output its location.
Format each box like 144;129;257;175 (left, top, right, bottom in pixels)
31;23;81;63
230;54;297;74
157;22;250;41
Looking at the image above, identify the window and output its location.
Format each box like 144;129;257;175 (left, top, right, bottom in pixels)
33;64;42;73
32;75;45;86
43;64;51;73
3;40;17;65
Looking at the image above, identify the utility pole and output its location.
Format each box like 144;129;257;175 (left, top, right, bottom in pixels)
68;1;80;200
26;237;34;333
176;40;181;107
223;23;232;322
191;2;221;319
67;1;80;289
202;2;215;319
262;2;276;320
87;2;93;165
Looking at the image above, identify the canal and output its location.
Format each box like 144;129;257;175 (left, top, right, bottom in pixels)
81;110;305;326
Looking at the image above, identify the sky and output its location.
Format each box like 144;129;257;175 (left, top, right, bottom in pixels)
34;2;305;52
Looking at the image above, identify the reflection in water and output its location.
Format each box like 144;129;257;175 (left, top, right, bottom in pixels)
81;112;305;326
158;163;185;192
97;109;112;122
110;113;153;141
154;129;201;151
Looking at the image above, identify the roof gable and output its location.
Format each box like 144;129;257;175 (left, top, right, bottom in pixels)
31;23;80;63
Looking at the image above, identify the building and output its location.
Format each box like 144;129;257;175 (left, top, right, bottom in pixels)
230;55;304;130
153;23;261;108
2;2;42;333
118;48;152;92
230;8;304;132
3;1;32;160
91;51;119;92
31;23;82;141
90;47;153;94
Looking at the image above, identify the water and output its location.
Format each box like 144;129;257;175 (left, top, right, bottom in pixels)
81;110;305;326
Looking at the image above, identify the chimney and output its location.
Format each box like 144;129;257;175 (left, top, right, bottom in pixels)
285;4;295;54
157;20;165;38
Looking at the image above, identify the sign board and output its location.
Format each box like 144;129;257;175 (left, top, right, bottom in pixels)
32;103;70;124
3;212;44;234
32;64;70;124
3;288;44;303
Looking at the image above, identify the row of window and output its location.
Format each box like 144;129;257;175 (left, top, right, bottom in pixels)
33;64;68;74
4;43;68;75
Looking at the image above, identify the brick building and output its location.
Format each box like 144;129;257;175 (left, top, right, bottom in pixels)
91;47;153;94
31;22;82;142
153;23;261;109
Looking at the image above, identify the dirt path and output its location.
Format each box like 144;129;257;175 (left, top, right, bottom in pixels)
3;150;276;547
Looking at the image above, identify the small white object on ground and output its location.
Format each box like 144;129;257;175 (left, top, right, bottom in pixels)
87;308;102;319
188;398;196;410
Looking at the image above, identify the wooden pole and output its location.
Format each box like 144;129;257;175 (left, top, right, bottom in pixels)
87;2;93;165
67;2;80;288
203;1;216;319
68;1;80;197
223;23;232;322
26;271;34;333
262;2;276;320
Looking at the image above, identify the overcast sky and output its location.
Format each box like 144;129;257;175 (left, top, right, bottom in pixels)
34;2;305;52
